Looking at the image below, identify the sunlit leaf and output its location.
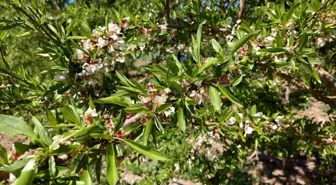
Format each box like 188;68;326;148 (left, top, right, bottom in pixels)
119;139;169;161
0;115;35;139
106;143;118;185
209;86;221;112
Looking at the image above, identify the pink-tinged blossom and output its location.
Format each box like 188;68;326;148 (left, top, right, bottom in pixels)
154;94;168;106
84;107;98;125
97;37;109;49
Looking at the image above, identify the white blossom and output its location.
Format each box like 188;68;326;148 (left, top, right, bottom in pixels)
164;88;171;94
139;96;151;104
97;37;109;48
76;49;85;60
228;117;236;125
55;74;66;81
244;126;254;136
108;22;121;36
58;154;68;161
271;123;278;130
164;107;175;117
82;39;94;51
116;54;125;63
275;115;284;124
316;37;326;48
154;94;168;106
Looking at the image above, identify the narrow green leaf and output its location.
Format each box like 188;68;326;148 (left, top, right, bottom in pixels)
61;105;81;125
231;75;243;87
0;159;30;172
250;105;257;116
83;162;93;185
258;47;287;53
196;21;206;56
95;155;102;183
95;96;132;107
217;86;243;108
312;68;322;84
125;105;150;113
298;33;308;51
143;119;154;146
46;110;59;132
172;55;183;71
177;106;186;132
0;115;35;139
119;139;169;160
14;159;37;185
157;104;172;114
47;24;59;38
209;86;222;112
88;96;95;109
211;39;222;53
67;36;87;40
198;57;219;74
284;3;299;22
154;116;164;134
0;144;8;164
106;143;118;185
32;117;52;146
230;31;260;52
116;71;135;87
48;156;56;177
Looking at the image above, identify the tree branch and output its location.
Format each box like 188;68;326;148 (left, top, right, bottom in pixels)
238;0;246;20
165;0;170;24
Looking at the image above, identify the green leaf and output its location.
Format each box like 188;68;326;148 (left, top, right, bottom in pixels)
196;21;206;56
88;96;95;109
143;119;154;146
217;86;243;108
284;3;299;22
32;117;52;146
157;104;172;114
209;86;222;112
231;75;243;87
96;95;132;107
67;36;87;40
0;144;8;165
61;105;81;125
198;57;219;74
124;105;150;113
172;55;183;71
14;142;30;155
46;110;59;132
48;156;56;177
258;47;287;53
14;158;37;185
106;143;118;185
298;33;308;51
83;160;93;185
116;71;135;87
119;139;169;161
250;105;257;116
0;159;30;172
211;39;222;54
0;115;35;139
230;31;260;52
177;106;186;132
95;155;102;183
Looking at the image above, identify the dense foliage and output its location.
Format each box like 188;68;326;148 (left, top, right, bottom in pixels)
0;0;335;184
